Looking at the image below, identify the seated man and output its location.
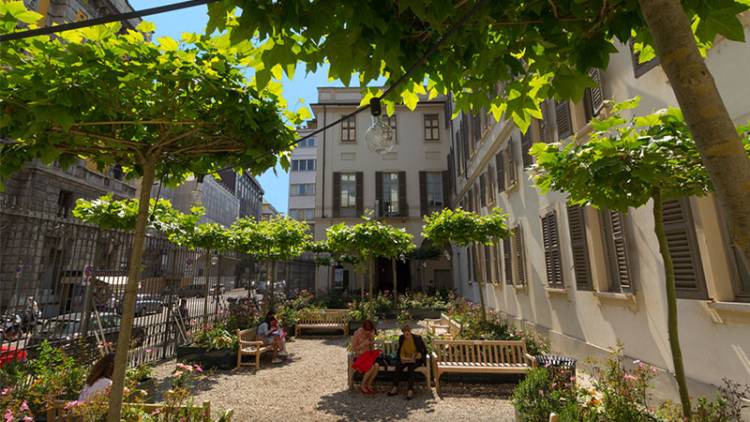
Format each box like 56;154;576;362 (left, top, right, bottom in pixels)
257;312;285;363
388;324;428;400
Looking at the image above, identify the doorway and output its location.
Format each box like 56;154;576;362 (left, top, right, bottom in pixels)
376;258;411;293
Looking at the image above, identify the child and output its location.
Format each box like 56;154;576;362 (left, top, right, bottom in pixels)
269;319;287;355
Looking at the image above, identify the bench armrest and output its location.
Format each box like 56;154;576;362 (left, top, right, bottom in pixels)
525;353;537;367
239;340;265;347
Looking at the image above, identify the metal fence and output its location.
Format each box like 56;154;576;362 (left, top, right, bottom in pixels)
0;204;238;367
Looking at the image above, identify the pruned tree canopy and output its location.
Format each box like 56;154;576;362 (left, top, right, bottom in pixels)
422;207;510;247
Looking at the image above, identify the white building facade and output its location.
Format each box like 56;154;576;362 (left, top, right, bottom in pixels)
312;87;453;294
448;18;750;402
288;123;319;233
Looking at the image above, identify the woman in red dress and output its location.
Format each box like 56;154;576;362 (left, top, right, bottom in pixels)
351;319;380;394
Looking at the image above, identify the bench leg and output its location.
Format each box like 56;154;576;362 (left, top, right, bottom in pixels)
236;351;241;369
295;326;300;337
344;325;349;336
256;352;261;370
434;372;441;396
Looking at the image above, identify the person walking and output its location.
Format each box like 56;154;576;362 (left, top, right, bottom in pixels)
387;324;428;400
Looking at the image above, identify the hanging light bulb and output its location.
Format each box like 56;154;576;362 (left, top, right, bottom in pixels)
365;97;395;154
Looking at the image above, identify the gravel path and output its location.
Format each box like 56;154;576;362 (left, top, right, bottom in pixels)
152;333;517;421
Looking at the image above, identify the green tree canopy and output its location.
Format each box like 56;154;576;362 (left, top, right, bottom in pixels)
72;195;203;234
422;207;510;247
326;216;415;265
230;215;311;262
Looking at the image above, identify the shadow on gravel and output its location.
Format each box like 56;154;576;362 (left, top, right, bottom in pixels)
316;388;437;421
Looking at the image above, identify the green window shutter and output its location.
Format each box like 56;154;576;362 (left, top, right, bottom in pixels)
355;172;364;217
332;172;341;218
663;199;707;299
514;226;527;286
542;212;563;288
567;204;593;291
555;100;573;140
398;171;408;217
504;237;513;285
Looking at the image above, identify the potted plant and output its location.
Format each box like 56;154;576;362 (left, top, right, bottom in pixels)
126;363;155;400
176;326;237;370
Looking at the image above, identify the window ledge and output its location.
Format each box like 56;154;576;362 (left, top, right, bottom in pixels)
545;287;567;295
593;291;636;301
513;284;528;293
703;301;750;324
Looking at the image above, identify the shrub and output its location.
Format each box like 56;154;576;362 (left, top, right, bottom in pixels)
225;297;261;332
193;326;237;351
512;368;576;422
396;310;412;325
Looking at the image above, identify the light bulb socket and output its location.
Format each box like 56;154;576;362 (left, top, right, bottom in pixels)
369;97;382;117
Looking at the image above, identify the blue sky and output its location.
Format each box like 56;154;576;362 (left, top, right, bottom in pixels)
129;1;338;213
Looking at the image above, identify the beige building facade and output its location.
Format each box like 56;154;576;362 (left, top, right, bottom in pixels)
449;19;750;402
311;87;453;294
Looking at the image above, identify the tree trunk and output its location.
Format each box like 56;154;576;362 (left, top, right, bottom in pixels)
652;189;692;418
392;257;398;305
203;249;211;328
477;280;488;322
368;259;374;298
107;161;156;422
639;0;750;265
268;260;275;309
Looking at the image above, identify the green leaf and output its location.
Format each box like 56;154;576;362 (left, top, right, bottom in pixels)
136;21;156;33
157;36;179;51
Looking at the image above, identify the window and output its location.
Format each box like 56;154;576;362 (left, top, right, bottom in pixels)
479;171;487;208
495;152;505;193
601;209;633;292
662;199;707;299
290;183;315;196
57;190;74;218
521;128;534;168
630;39;660;78
341;116;356;142
338;173;358;217
513;226;527;286
424;114;440;141
388;115;398;143
583;69;604;122
504;139;518;189
291;159;316;172
298;137;316;148
541;211;564;288
567;204;593;291
471;113;481;147
288;208;314;220
486;165;496;204
420;172;445;216
381;172;400;216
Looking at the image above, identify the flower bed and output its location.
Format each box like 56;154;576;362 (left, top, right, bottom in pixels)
512;350;750;422
177;326;237;370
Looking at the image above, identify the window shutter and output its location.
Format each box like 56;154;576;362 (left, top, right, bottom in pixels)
332;172;341;218
521;129;534;168
514;226;527;285
461;113;471;155
398;171;407;217
583;69;604;122
355;172;364;217
479;172;487;208
542;212;563;288
442;170;451;209
567;204;593;290
555;101;573;140
663;199;707;299
503;237;513;285
507;139;519;186
375;171;383;216
495;153;505;193
603;210;633;292
539;102;549;143
419;171;428;216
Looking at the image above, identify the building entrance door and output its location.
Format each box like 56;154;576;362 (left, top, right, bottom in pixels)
376;258;411;293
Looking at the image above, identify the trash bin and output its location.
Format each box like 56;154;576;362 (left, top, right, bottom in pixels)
535;354;577;383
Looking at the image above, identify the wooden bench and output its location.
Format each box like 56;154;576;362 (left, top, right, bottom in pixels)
47;400;233;421
347;340;431;389
432;339;536;394
295;309;349;337
236;328;274;370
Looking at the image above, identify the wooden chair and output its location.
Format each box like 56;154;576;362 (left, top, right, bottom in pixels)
295;309;349;337
432;339;536;394
347;340;431;389
236;328;274;370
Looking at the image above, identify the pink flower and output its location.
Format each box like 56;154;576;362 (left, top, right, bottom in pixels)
23;417;33;422
193;365;203;373
0;388;8;396
19;401;28;412
176;363;192;371
64;401;80;410
174;370;183;378
624;373;637;382
145;348;153;353
4;409;13;422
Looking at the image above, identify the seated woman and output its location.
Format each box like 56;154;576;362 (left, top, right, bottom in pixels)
79;353;115;401
257;312;285;363
388;324;428;400
351;319;380;395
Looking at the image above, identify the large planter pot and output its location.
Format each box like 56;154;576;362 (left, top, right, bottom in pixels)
176;345;234;370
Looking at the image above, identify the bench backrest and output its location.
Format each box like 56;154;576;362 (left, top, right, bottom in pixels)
237;327;258;342
433;340;527;365
298;309;349;324
375;340;398;355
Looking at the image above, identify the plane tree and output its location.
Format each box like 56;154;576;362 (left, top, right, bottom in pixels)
0;6;304;421
208;0;750;268
422;207;510;321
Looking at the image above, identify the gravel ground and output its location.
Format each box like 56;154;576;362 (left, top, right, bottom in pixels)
152;330;517;422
